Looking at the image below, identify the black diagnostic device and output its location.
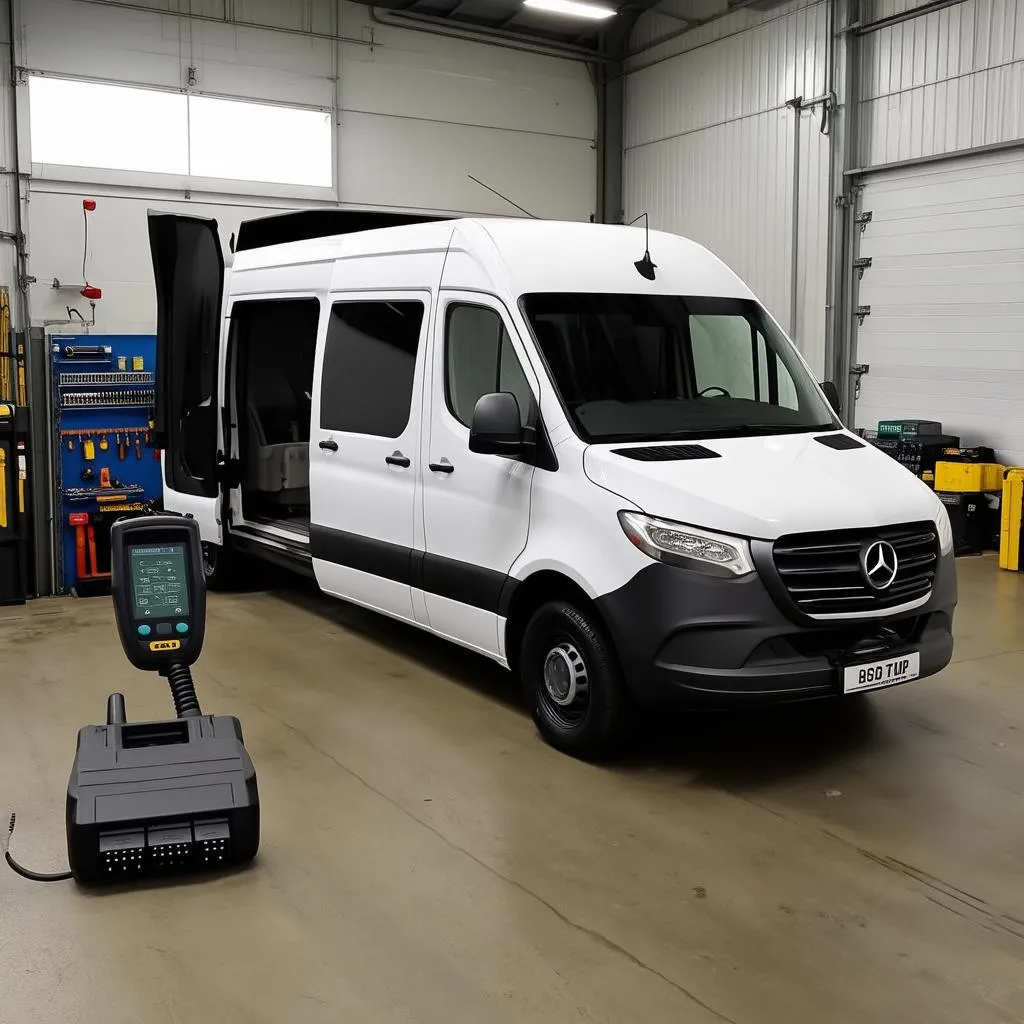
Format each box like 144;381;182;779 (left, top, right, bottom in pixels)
64;516;259;885
112;516;206;673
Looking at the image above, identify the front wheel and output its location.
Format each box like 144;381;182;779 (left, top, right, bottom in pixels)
520;600;634;759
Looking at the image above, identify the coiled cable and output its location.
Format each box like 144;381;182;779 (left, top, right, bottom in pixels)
164;662;202;718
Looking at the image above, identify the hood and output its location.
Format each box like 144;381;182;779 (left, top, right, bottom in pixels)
583;432;943;540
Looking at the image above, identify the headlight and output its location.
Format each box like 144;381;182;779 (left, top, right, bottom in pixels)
936;502;954;555
618;511;754;577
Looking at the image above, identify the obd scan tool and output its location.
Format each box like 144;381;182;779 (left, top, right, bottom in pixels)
5;516;259;885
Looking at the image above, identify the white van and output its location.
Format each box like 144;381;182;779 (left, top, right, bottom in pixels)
148;211;956;757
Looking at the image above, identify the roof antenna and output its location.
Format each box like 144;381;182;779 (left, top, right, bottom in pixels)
628;212;657;281
468;175;537;219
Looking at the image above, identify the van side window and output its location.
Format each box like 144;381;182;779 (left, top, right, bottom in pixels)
321;301;424;437
445;304;533;427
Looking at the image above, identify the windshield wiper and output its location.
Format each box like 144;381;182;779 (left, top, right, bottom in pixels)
603;423;836;443
724;422;836;435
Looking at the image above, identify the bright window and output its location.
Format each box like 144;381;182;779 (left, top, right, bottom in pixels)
189;96;332;187
28;76;333;189
28;77;188;175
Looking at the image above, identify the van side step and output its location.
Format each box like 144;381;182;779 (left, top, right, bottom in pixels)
230;527;315;579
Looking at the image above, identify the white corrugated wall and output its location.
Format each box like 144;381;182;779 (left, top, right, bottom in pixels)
858;0;1024;168
851;149;1024;459
848;0;1024;454
625;0;1024;382
624;0;832;377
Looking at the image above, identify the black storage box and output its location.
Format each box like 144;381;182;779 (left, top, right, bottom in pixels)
937;491;990;556
899;435;961;480
869;433;961;483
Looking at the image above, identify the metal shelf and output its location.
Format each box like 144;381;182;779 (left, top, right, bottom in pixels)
59;371;154;386
63;484;146;503
60;390;154;409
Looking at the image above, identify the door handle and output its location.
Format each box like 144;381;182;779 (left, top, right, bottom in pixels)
319;439;339;452
429;461;454;474
385;452;411;468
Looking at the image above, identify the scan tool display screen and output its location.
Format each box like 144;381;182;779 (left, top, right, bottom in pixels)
129;544;191;620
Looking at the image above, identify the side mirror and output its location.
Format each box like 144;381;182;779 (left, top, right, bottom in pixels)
820;380;842;416
469;392;523;457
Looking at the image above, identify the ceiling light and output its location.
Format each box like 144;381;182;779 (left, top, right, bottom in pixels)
523;0;617;19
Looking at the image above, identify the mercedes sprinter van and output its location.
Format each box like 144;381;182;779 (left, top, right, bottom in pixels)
148;211;956;757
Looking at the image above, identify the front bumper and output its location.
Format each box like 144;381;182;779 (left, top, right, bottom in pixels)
595;550;957;706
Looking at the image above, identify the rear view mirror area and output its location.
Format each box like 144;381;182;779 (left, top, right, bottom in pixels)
469;392;524;457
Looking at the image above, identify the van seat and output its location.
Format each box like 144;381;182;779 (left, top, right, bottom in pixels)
246;397;309;505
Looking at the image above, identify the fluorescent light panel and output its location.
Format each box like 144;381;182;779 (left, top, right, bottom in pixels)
523;0;616;19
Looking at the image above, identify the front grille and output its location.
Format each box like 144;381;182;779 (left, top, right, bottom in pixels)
773;522;938;616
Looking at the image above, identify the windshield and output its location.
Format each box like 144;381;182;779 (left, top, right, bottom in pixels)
521;294;837;443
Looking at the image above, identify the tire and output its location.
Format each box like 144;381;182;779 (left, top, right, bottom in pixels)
520;599;634;759
201;540;248;591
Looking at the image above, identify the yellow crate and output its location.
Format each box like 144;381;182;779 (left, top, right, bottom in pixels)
934;461;1004;493
1000;469;1024;571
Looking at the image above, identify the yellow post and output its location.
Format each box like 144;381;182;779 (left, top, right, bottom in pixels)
0;447;7;529
999;470;1024;571
16;338;26;406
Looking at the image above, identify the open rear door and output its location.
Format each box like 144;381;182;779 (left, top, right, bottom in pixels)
148;212;225;545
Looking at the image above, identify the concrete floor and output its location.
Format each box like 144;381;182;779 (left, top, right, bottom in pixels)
2;557;1024;1023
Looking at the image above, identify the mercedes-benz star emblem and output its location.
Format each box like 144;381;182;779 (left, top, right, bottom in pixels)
861;539;899;590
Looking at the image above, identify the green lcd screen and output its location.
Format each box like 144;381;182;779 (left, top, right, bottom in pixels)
129;544;191;620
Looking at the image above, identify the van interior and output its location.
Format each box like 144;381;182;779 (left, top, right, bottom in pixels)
230;298;319;536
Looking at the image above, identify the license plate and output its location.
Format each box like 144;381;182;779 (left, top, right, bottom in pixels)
843;652;920;694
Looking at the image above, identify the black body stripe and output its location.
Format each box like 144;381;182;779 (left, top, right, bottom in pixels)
310;525;414;587
309;525;518;615
421;550;507;613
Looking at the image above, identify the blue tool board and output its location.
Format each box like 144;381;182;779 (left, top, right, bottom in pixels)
52;334;163;592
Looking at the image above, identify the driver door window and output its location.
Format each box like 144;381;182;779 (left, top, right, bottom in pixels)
446;304;533;427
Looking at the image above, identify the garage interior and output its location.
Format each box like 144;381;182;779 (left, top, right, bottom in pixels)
2;0;1024;1021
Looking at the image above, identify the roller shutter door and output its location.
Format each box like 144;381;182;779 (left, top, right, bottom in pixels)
852;148;1024;463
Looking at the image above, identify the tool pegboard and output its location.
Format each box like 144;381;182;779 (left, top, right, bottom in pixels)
52;335;162;594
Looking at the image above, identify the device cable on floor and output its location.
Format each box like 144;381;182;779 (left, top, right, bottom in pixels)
3;813;74;883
